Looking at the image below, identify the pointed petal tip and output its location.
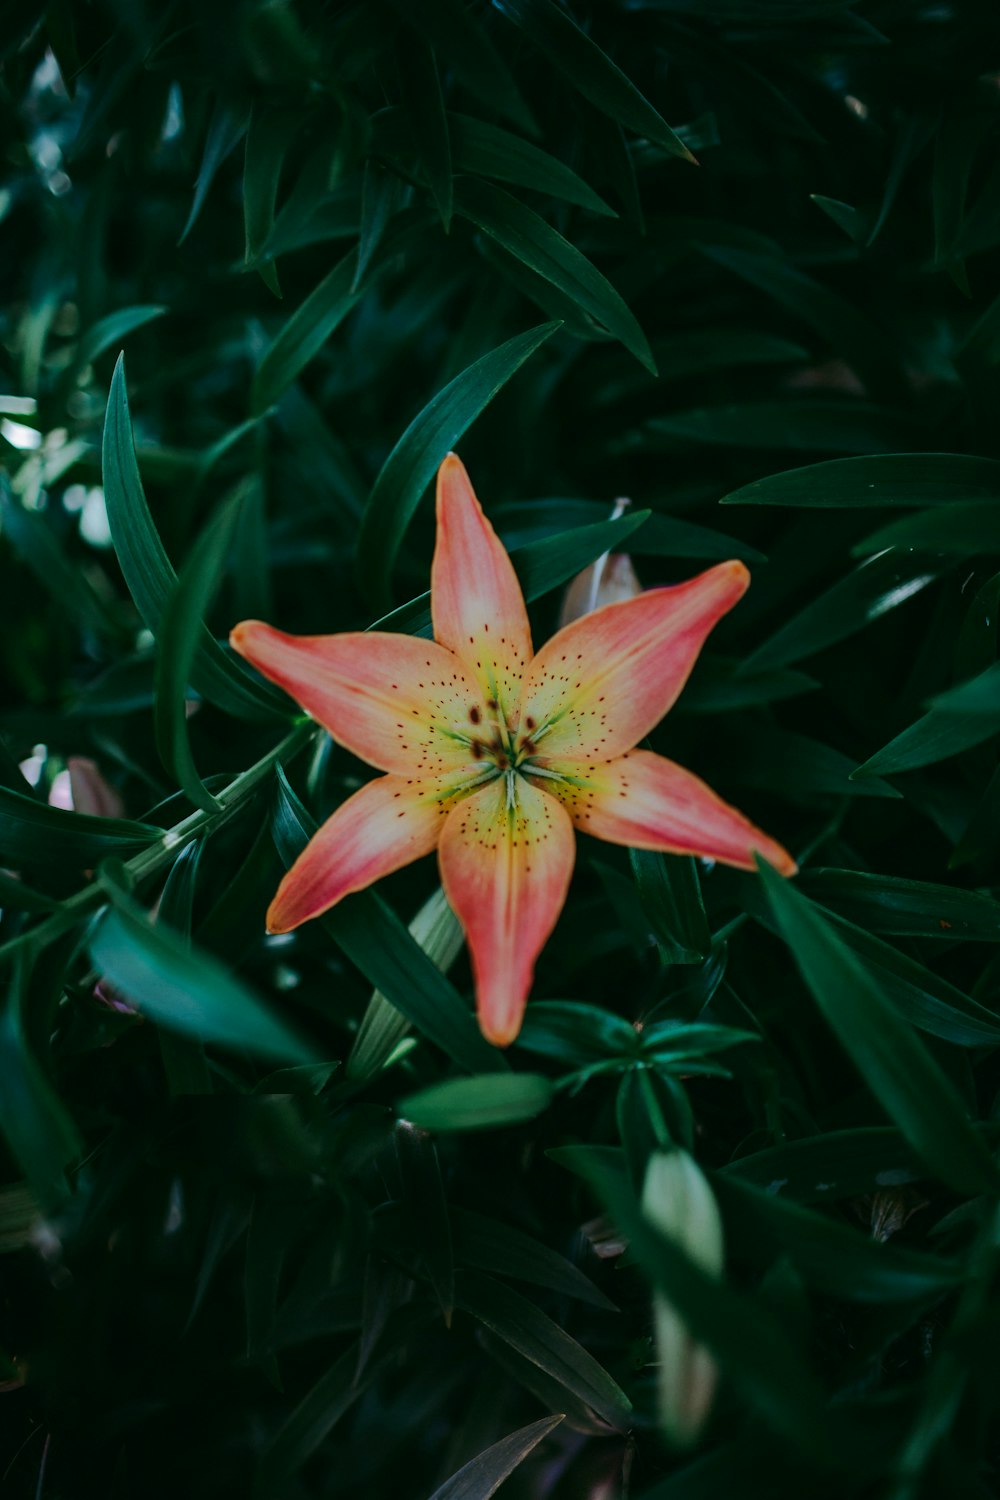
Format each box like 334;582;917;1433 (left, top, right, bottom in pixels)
229;618;269;657
479;1015;521;1049
756;847;798;879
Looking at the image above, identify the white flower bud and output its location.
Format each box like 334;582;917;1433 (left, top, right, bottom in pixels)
558;498;642;627
641;1149;724;1448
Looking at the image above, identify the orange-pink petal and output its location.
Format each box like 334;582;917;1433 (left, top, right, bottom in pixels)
268;773;461;933
438;773;575;1047
431;454;533;721
516;563;749;763
533;749;796;874
231;621;486;777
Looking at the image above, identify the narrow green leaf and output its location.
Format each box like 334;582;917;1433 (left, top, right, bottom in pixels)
399;1073;553;1132
74;304;166;371
495;0;695;162
103;355;285;720
757;860;1000;1195
517;1000;638;1066
398;40;452;230
742;552;941;673
155;839;211;1096
244;103;300;297
454;180;654;372
711;1174;962;1304
0;954;81;1210
798;869;1000;942
179;99;248;244
0;783;161;875
251;250;360;414
495;499;763;563
854;662;1000;778
426;1415;564;1500
356;321;559;606
720;453;1000;509
450;1207;617;1310
631;400;915;454
853;501;1000;558
372;107;615;216
397;1121;454;1322
89;890;315;1064
630;848;710;964
155;493;245;813
722;1126;930;1203
387;0;533;133
454;1269;632;1430
271;769;505;1074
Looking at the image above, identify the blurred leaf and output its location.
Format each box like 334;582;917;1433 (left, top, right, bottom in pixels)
426;1414;564;1500
354;161;406;292
399;1074;553;1131
244;104;301;297
398;40;452;231
74;304;167;372
798;869;1000;942
155;838;211;1095
741;551;941;672
1;478;123;640
453;181;655;372
89;888;315;1064
271;768;505;1074
450;1207;617;1310
0;953;81;1210
179;98;249;244
630;847;710;964
103;355;285;720
758;860;1000;1194
711;1174;960;1303
722;1126;930;1203
356;320;560;605
389;0;533;133
516;1000;638;1066
728;728;902;802
630;400;915;454
397;1121;455;1323
854;663;1000;778
494;0;695;162
453;1270;631;1430
155;492;244;814
721;453;1000;509
853;502;1000;557
251;250;361;413
0;783;160;875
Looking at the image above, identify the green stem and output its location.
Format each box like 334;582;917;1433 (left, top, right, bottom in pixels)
0;721;316;968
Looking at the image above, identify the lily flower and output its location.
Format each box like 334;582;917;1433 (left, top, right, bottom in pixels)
230;455;795;1046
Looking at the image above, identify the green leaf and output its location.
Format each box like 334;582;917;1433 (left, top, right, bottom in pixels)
103;355;285;721
720;453;1000;509
387;0;532;133
630;400;915;454
453;180;654;372
0;479;124;641
372;107;615;216
426;1415;564;1500
516;1000;638;1067
89;890;315;1064
155;493;245;814
179;99;247;244
399;1073;553;1131
798;869;1000;942
271;769;505;1074
453;1269;632;1430
244;103;300;297
494;0;695;162
741;551;941;673
397;40;452;231
630;847;710;964
396;1121;455;1322
450;1207;617;1311
348;886;464;1081
722;1126;934;1204
251;250;360;414
854;662;1000;778
0;783;161;876
711;1174;961;1304
74;304;166;371
0;954;81;1210
495;499;764;564
757;860;1000;1195
853;502;1000;558
356;321;560;606
729;728;902;802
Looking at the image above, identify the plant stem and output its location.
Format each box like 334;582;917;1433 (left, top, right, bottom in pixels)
0;722;316;968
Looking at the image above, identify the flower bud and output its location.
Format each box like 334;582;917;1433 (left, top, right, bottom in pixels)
47;757;125;819
558;498;642;627
641;1149;724;1448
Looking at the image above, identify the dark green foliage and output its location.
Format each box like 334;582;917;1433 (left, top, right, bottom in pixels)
3;2;1000;1498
